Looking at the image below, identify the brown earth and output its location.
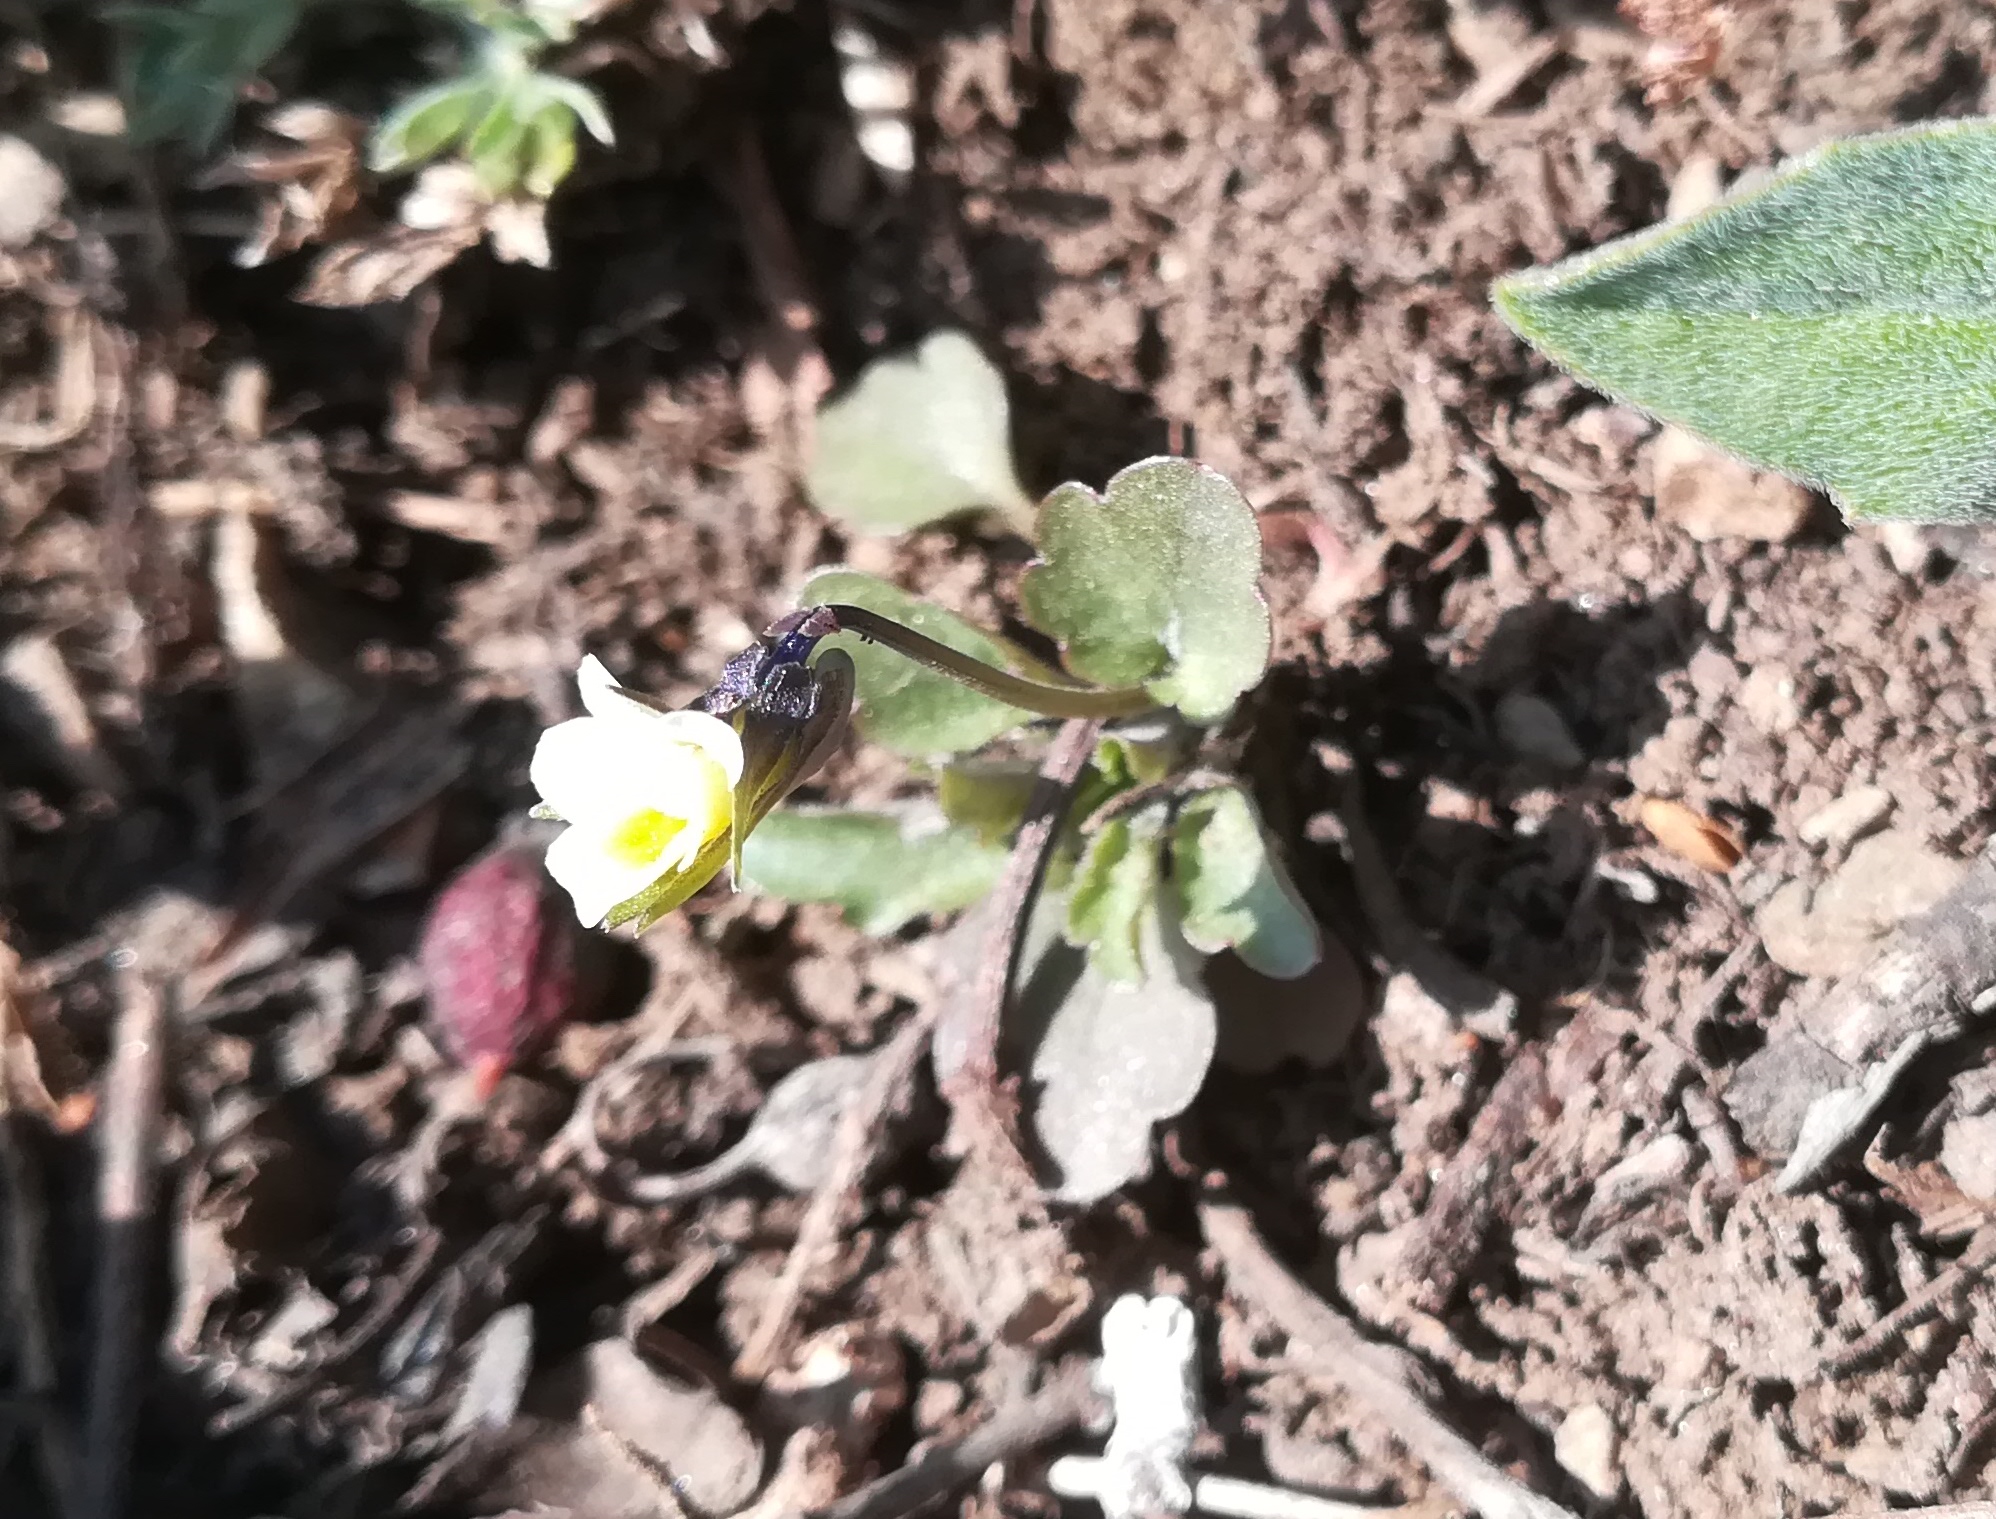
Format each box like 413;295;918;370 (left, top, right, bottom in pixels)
6;1;1996;1516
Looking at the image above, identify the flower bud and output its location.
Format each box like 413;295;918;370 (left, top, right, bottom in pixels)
419;840;577;1095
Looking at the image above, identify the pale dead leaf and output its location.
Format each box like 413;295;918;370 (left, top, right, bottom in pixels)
1637;796;1744;873
296;224;479;307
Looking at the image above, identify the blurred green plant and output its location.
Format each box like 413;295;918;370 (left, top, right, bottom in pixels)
114;0;611;201
372;1;613;198
1494;117;1996;524
115;0;310;150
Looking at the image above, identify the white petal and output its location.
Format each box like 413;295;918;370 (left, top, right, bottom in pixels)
529;717;622;822
640;709;745;785
543;823;662;928
576;655;629;720
530;711;744;825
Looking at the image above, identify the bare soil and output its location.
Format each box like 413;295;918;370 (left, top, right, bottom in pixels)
7;1;1996;1516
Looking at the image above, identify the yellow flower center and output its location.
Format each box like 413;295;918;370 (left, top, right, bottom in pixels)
606;808;688;867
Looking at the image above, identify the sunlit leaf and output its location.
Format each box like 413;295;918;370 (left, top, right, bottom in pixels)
740;804;1005;935
1495;118;1996;523
521;101;577;199
1172;785;1321;979
807;331;1033;533
1022;458;1270;722
1064;805;1166;986
371;78;492;174
801;569;1030;757
938;759;1039;845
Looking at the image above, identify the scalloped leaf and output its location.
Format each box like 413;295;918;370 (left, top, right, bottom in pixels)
801;569;1030;757
1495;118;1996;523
1064;805;1166;987
1172;785;1321;980
807;331;1033;533
740;803;1005;935
1021;459;1270;721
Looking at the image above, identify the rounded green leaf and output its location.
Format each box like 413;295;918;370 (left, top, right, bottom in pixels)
807;331;1033;534
1064;805;1167;987
1495;118;1996;524
1020;459;1270;722
1171;785;1321;980
740;804;1005;935
372;79;490;174
801;569;1032;758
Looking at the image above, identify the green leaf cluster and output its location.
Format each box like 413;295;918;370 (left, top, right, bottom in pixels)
1495;117;1996;524
371;29;612;199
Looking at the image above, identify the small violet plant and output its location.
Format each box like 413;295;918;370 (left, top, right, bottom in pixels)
520;349;1327;1201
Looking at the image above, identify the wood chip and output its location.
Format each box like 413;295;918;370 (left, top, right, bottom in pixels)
1637;796;1743;873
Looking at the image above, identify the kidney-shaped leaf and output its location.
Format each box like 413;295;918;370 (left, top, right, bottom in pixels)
1495;118;1996;523
1172;785;1322;979
1021;458;1270;720
803;569;1031;757
807;330;1033;533
741;802;1005;935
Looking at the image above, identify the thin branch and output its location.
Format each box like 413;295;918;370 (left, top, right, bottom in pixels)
82;965;170;1519
808;1360;1105;1519
1198;1201;1581;1519
937;717;1103;1179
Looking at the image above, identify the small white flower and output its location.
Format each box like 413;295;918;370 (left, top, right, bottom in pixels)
531;656;744;927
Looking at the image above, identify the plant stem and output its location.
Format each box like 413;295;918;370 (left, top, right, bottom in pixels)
822;604;1155;720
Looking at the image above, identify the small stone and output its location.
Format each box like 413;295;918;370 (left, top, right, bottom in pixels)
1555;1403;1622;1501
1738;662;1802;735
1495;691;1585;770
1685;645;1741;706
1757;829;1965;978
0;135;64;247
1940;1113;1996;1201
1797;785;1894;848
1651;426;1814;542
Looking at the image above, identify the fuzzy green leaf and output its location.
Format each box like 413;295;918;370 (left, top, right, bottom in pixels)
801;569;1031;757
1022;459;1270;721
1012;894;1217;1203
1172;785;1321;979
1065;806;1166;986
740;804;1005;935
807;331;1033;533
1495;118;1996;523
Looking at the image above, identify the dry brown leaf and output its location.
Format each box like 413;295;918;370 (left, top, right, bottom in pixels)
296;223;480;308
208;103;367;268
0;937;86;1127
1637;796;1744;873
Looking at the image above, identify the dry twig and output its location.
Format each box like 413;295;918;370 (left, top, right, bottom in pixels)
1199;1201;1581;1519
82;964;170;1519
807;1359;1105;1519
